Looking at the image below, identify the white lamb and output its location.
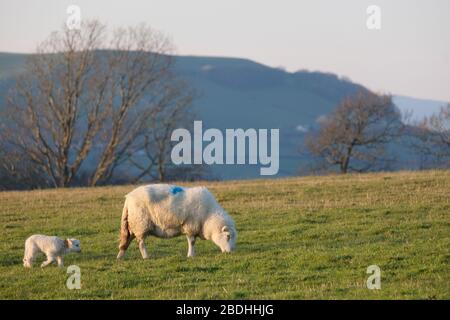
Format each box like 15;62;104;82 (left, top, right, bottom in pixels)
117;184;237;259
23;235;81;268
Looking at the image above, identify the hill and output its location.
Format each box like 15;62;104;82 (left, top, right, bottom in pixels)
0;170;448;299
0;52;366;179
0;52;447;179
393;95;448;122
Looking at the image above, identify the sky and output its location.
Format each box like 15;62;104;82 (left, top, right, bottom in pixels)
0;0;449;102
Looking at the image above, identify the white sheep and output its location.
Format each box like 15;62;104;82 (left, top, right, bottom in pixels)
117;184;237;259
23;235;81;268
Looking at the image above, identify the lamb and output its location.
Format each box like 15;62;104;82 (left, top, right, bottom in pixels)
117;184;237;259
23;235;81;268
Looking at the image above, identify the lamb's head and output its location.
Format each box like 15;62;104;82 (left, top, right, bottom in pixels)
65;238;81;253
211;220;237;253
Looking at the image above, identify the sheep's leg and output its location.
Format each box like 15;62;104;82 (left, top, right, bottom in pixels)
41;255;55;267
137;238;149;259
56;256;64;267
187;235;196;258
117;234;135;260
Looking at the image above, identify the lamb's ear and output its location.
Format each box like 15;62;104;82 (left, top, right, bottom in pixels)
222;226;229;233
64;239;71;248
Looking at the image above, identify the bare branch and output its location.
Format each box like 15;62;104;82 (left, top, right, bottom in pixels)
304;91;402;174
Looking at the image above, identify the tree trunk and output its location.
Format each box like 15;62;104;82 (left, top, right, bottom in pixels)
158;161;165;182
341;145;353;174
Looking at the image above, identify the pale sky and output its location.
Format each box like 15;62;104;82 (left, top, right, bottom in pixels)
0;0;449;101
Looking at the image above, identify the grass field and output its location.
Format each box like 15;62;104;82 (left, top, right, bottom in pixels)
0;170;449;299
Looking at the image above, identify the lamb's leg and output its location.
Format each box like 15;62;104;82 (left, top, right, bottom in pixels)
137;237;149;259
56;256;64;267
187;235;196;258
41;255;55;268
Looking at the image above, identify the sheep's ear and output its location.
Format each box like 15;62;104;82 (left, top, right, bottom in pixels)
222;226;229;233
64;239;71;248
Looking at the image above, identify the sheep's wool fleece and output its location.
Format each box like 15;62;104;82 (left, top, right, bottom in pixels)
125;184;234;239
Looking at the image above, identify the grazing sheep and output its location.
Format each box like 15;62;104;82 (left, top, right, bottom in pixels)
23;235;81;268
117;184;237;259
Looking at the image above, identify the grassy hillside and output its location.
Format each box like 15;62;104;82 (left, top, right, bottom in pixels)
0;170;449;299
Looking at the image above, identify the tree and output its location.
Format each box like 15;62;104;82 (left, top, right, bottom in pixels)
0;20;194;188
409;104;450;168
304;91;402;174
116;80;196;182
0;148;49;190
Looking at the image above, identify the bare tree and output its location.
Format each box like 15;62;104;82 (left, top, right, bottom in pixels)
409;104;450;168
113;79;196;183
1;20;193;188
0;147;50;190
304;91;402;174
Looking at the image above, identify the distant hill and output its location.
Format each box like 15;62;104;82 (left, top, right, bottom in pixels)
393;95;447;122
171;55;371;178
0;52;446;179
0;52;27;78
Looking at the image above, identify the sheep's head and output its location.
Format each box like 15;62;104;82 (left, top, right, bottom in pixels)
23;258;32;268
211;224;237;253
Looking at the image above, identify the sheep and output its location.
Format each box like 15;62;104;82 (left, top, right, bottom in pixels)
23;235;81;268
116;184;237;259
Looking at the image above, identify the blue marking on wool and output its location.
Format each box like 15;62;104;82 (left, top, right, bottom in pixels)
170;186;184;195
